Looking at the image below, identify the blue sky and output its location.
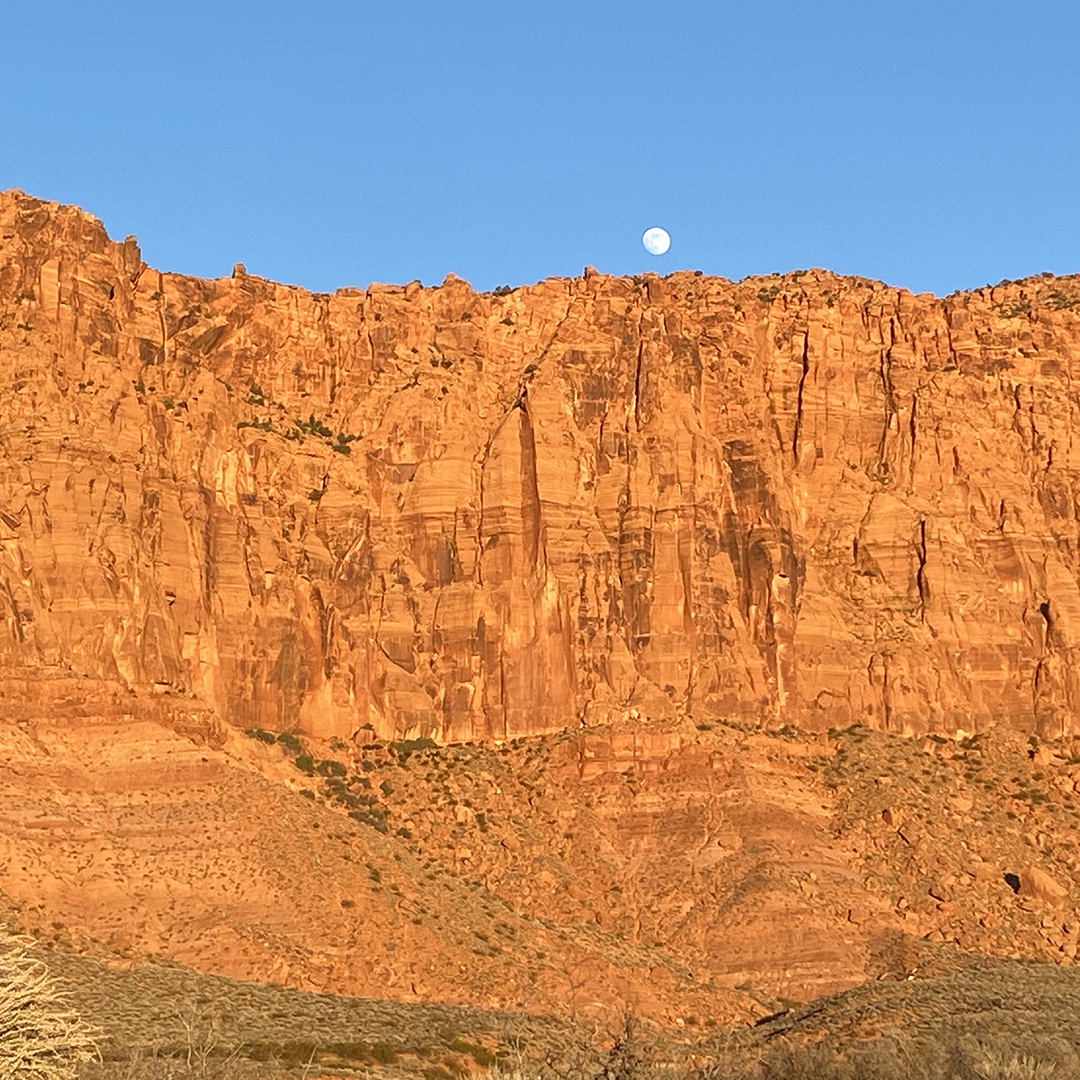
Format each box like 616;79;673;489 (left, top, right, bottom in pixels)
3;1;1079;295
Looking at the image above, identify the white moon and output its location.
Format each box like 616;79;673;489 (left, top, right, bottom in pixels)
642;227;671;255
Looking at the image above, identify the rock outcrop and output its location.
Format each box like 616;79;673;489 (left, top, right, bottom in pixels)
5;190;1080;741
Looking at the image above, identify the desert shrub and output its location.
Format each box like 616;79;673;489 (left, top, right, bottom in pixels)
275;731;302;754
448;1038;497;1067
294;414;333;439
350;808;388;832
972;1050;1060;1079
390;737;437;760
0;941;97;1080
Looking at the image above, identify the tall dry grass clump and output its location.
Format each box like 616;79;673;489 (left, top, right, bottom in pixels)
0;938;97;1080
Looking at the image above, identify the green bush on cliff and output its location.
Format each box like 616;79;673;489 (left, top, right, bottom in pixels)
276;731;303;754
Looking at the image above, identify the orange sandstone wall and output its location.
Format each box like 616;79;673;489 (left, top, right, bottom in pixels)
2;189;1080;741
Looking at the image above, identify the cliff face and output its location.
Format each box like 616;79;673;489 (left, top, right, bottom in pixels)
4;190;1080;741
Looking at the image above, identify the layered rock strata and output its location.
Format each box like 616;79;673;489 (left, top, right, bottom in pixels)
4;190;1080;740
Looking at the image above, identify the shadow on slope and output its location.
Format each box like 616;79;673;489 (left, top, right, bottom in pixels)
711;954;1080;1079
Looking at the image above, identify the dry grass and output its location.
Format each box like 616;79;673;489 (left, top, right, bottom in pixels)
20;948;1080;1080
27;943;588;1079
697;955;1080;1080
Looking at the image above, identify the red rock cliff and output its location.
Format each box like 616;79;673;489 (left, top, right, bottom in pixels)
3;190;1080;740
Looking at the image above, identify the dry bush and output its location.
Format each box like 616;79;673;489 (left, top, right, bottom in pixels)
80;1002;268;1080
972;1049;1060;1080
80;1052;272;1080
0;939;98;1080
485;1015;675;1080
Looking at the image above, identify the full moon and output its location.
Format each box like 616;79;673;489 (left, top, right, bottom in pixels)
642;227;671;255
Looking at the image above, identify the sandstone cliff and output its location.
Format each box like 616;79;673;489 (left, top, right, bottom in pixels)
4;189;1080;741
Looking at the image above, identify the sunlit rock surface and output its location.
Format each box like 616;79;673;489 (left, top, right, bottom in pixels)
4;189;1080;741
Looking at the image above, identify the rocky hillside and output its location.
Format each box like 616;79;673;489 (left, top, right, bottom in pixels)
9;703;1080;1024
5;190;1080;740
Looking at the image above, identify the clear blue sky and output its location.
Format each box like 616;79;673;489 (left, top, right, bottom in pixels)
3;1;1079;295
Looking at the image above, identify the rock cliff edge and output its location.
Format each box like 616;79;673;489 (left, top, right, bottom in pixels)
4;190;1080;741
